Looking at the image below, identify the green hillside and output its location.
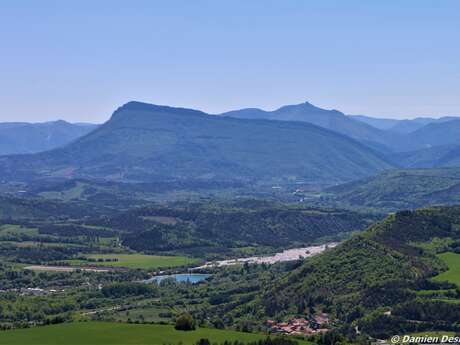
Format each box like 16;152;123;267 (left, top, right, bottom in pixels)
324;168;460;211
92;201;376;255
255;206;460;338
0;102;393;185
434;252;460;286
0;195;99;219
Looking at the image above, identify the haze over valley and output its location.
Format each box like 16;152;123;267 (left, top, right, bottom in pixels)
1;2;460;345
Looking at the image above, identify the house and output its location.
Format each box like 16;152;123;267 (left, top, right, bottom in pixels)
267;315;329;336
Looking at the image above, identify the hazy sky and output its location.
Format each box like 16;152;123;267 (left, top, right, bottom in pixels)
1;0;459;123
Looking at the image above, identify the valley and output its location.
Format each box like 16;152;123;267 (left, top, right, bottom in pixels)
0;102;460;345
3;2;460;344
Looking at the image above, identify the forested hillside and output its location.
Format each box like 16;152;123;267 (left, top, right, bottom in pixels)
323;168;460;211
91;201;376;256
254;206;460;337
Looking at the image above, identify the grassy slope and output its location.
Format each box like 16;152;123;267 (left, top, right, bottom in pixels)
0;224;38;236
433;252;460;286
0;322;306;345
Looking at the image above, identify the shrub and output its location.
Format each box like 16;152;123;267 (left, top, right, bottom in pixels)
175;313;196;331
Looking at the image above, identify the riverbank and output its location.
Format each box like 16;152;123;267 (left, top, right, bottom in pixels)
193;242;338;269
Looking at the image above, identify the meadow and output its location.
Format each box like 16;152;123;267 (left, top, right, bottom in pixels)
0;322;300;345
433;252;460;286
0;224;38;237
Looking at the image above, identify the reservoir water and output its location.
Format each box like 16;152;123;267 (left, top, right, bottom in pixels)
144;273;210;284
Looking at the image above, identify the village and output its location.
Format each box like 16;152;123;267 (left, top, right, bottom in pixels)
267;313;330;336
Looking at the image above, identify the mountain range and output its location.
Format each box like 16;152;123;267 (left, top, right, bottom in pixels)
0;102;392;184
0;120;98;155
222;102;398;153
0;100;459;186
222;102;460;154
350;114;458;134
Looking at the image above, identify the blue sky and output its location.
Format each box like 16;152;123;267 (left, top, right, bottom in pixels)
0;0;459;123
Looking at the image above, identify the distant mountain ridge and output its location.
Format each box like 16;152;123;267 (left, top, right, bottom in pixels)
0;120;98;155
223;102;460;156
221;101;397;152
351;114;460;134
406;119;460;149
1;101;458;179
348;115;400;130
396;145;460;169
0;101;394;184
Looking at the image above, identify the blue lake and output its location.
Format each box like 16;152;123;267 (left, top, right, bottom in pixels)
145;273;211;284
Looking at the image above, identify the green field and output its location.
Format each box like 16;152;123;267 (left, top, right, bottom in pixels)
0;322;290;345
0;224;38;236
433;252;460;286
39;181;86;200
81;253;200;269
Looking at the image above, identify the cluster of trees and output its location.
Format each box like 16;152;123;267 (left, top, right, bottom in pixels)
251;207;460;338
38;224;115;238
0;245;83;264
116;202;375;252
393;300;460;324
101;282;157;298
0;263;152;328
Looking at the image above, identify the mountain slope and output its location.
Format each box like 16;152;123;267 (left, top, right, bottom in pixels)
393;120;460;166
396;145;460;168
116;201;376;252
0;101;394;184
350;116;438;134
389;118;437;134
350;115;459;134
324;168;460;210
405;119;460;150
222;102;403;152
0;121;98;155
348;115;400;130
258;206;460;337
